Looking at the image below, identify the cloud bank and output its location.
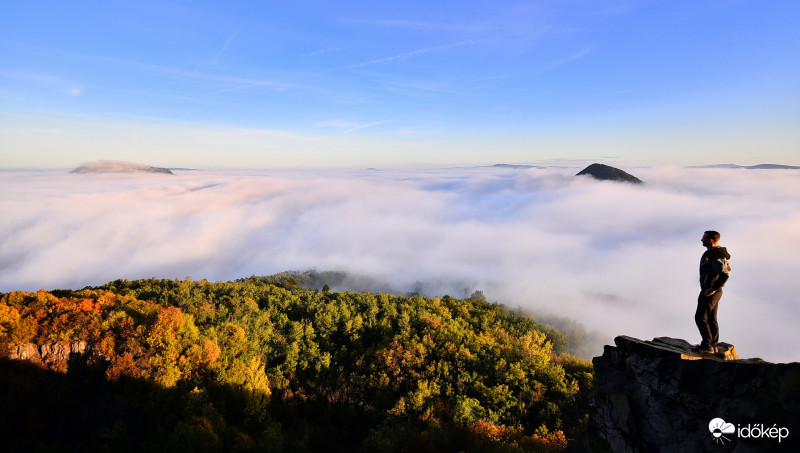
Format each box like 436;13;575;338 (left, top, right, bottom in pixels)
2;166;799;362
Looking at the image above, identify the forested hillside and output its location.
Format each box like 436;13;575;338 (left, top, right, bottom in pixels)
0;274;592;452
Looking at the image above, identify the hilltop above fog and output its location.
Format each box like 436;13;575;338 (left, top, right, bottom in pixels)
576;163;644;184
71;160;173;174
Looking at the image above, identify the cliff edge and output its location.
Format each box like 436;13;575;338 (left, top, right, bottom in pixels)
590;336;799;452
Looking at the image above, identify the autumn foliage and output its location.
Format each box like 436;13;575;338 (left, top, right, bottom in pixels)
0;275;593;452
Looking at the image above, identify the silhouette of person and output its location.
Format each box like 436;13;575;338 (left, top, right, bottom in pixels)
693;230;731;354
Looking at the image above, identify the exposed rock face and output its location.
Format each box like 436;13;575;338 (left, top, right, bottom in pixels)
590;336;800;452
4;341;91;373
71;160;173;174
576;163;643;184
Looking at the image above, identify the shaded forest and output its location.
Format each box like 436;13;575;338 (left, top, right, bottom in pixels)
0;274;593;452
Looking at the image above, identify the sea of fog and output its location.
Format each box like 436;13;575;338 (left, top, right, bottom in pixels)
2;165;799;363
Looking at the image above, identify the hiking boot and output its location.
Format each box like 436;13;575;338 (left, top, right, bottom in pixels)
692;345;715;354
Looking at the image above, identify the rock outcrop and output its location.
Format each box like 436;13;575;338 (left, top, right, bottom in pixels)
590;336;800;452
576;163;643;184
4;341;92;373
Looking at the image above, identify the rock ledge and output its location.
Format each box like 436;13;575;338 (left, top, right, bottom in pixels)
590;336;799;452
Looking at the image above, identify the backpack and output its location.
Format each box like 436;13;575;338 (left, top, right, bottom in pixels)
701;251;731;288
714;257;731;276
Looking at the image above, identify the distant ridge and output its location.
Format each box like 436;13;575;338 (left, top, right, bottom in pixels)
689;163;800;170
492;163;538;169
71;160;173;174
576;163;643;184
491;164;572;169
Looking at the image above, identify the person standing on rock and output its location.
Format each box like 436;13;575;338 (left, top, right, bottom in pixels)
693;230;731;354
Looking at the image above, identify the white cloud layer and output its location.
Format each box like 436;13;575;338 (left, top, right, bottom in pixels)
2;166;799;362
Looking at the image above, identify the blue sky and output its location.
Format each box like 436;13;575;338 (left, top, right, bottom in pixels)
1;0;798;169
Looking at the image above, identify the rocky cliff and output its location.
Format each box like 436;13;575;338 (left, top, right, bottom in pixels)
4;341;92;373
590;336;799;452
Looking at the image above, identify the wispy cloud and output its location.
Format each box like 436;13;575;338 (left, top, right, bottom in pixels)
540;44;600;74
211;32;238;65
315;118;394;134
338;119;393;134
301;47;341;57
210;40;476;97
2;41;303;97
0;70;83;96
345;18;489;33
206;77;295;95
341;41;476;70
316;119;361;129
378;76;474;98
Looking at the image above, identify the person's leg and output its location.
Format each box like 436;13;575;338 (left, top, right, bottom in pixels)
695;292;713;349
708;289;722;348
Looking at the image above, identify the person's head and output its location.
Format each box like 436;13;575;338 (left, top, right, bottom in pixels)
702;230;720;248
